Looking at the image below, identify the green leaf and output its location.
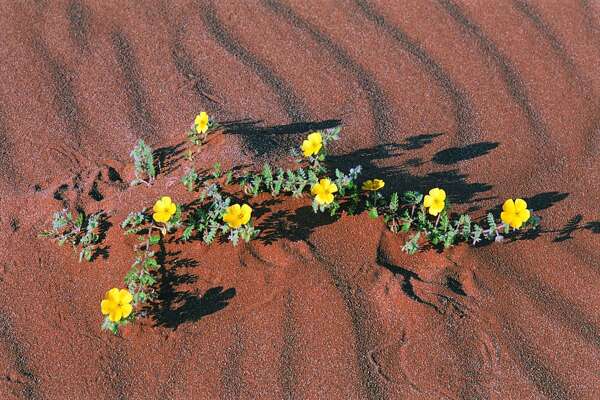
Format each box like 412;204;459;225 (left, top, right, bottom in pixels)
402;191;423;205
262;163;273;183
460;214;471;238
75;212;85;228
149;235;161;245
471;224;483;245
444;230;457;249
402;232;421;255
311;198;319;213
225;171;233;185
212;162;222;178
251;175;262;196
182;225;194;241
486;213;497;239
368;208;379;219
439;212;450;232
401;220;411;232
144;257;159;270
389;192;399;212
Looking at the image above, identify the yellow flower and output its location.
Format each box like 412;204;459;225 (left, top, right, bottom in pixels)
101;288;133;322
362;179;385;191
301;131;323;157
223;204;252;229
423;187;446;216
153;196;177;223
311;178;338;205
194;112;209;134
500;198;530;229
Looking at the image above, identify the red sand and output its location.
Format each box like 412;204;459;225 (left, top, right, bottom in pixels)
1;1;600;399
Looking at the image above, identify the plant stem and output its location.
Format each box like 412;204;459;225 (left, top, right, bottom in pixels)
482;222;507;236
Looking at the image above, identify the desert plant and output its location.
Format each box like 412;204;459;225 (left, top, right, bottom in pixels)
185;112;221;160
88;118;548;336
40;209;107;262
181;167;200;192
180;184;258;246
130;139;156;186
181;183;231;244
101;288;134;334
379;188;539;252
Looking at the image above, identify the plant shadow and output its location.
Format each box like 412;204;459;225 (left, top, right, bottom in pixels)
257;204;337;245
326;139;498;204
90;210;112;261
432;142;499;165
154;141;187;176
554;215;600;242
147;250;235;330
255;132;503;244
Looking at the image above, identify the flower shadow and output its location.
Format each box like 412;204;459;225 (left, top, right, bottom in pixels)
326;136;497;205
487;191;570;217
221;118;341;155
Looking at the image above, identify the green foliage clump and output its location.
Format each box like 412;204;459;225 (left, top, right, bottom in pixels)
130;139;156;186
40;209;107;262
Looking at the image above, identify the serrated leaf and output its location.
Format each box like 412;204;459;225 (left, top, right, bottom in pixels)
389;192;399;212
182;225;194;241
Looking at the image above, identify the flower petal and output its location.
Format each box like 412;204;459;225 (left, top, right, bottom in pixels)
437;188;446;202
119;289;133;304
311;183;321;196
106;288;120;303
301;140;312;156
327;182;338;193
515;198;527;212
423;195;433;208
518;209;531;224
101;299;113;315
223;215;237;228
240;204;252;225
428;205;441;216
120;303;133;319
308;132;322;144
153;212;169;223
429;188;445;202
109;308;122;322
503;199;516;213
500;211;512;226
